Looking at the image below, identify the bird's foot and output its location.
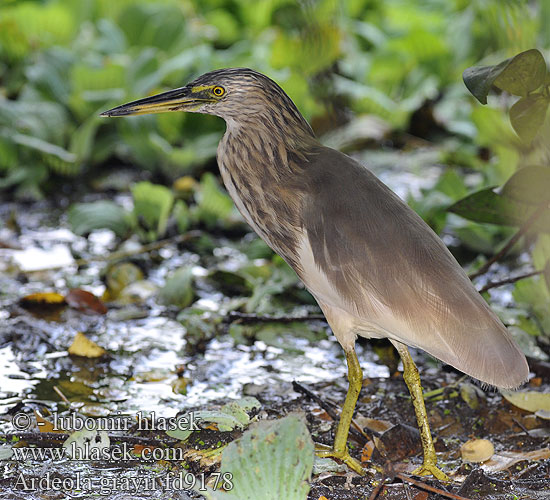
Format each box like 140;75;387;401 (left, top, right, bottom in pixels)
315;444;365;475
411;462;450;482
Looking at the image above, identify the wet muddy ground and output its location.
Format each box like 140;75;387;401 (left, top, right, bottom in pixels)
1;196;549;500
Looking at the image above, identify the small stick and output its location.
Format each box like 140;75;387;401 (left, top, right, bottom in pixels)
478;270;542;293
226;311;326;324
292;381;369;441
511;417;531;437
396;473;473;500
292;381;339;421
53;386;71;406
368;477;388;500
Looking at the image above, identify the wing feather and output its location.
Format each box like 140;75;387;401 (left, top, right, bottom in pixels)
299;146;528;388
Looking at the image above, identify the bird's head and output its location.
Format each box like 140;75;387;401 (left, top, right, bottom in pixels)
101;68;314;139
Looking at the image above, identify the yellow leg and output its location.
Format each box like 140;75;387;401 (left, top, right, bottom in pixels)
391;340;449;481
316;348;365;475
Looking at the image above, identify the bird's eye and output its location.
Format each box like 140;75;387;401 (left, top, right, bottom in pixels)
213;86;225;97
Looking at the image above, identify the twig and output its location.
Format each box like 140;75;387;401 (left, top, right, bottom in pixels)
368;477;388;500
396;473;472;500
23;231;202;274
292;381;369;442
53;386;71;406
292;381;339;421
225;311;326;324
511;417;531;437
478;270;542;293
469;201;549;280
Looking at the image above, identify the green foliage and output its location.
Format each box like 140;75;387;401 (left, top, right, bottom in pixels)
463;49;547;105
68;201;133;238
463;49;550;145
509;95;549;143
131;181;174;241
458;48;550;334
3;0;550;337
2;0;548;197
193;173;235;228
501;166;550;205
448;186;550;233
159;267;195;308
67;178;239;242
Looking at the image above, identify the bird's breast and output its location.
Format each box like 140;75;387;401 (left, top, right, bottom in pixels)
217;133;307;271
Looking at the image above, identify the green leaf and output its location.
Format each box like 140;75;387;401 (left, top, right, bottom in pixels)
131;181;174;240
501;390;550;413
159;267;195;308
493;49;547;97
201;414;313;500
502;166;550;205
449;187;550;233
509;95;550;144
194;173;234;228
513;276;550;333
533;234;550;271
70;114;102;163
173;200;191;233
11;133;76;163
68;201;133;238
463;49;547;104
545;261;550;294
448;187;516;225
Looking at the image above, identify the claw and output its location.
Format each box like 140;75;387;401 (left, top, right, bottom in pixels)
411;463;450;482
316;447;365;475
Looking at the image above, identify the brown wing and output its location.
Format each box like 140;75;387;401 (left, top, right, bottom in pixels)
300;146;528;389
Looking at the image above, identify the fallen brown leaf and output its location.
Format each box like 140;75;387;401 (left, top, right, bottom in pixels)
66;289;107;315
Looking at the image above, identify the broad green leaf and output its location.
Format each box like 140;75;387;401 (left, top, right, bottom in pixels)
271;24;341;75
463;49;547;104
509;95;550;144
70;114;102;163
68;201;133;238
502;166;550;205
533;234;550;270
173;200;191;233
448;187;517;225
159;267;195;308
131;181;174;240
449;187;550;233
0;135;17;170
11;133;76;163
513;277;550;333
501;390;550;413
194;173;234;228
202;414;313;500
493;49;547;97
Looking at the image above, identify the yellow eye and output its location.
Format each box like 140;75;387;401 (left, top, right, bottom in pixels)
213;86;225;97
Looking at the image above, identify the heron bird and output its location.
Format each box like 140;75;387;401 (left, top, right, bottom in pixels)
101;68;529;479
